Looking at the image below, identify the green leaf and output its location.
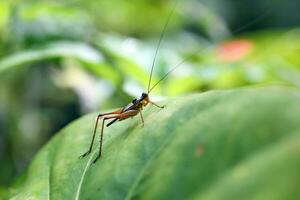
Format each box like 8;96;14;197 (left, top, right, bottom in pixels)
0;41;123;84
0;42;103;73
8;86;300;200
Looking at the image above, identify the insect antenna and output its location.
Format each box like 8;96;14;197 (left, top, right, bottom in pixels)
148;9;270;94
147;0;180;93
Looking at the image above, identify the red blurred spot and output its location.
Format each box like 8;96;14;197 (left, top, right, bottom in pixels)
217;39;254;62
195;144;205;157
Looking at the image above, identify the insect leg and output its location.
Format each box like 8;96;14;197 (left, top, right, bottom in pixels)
98;108;123;117
106;118;118;127
92;110;139;163
79;114;102;158
139;111;144;126
149;101;165;109
79;108;123;159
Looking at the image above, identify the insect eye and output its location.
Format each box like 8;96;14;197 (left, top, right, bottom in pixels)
142;93;147;97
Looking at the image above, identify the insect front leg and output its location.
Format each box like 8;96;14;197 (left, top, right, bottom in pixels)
149;101;165;109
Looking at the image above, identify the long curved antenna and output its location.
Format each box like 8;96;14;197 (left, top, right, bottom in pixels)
148;10;269;93
147;0;180;93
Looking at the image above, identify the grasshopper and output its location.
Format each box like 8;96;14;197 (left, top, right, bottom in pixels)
80;0;268;163
80;0;179;164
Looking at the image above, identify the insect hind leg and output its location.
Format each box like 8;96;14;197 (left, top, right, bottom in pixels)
79;114;102;159
79;108;123;159
107;118;118;127
92;110;139;163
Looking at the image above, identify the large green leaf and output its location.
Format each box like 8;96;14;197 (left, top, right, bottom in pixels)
8;86;300;200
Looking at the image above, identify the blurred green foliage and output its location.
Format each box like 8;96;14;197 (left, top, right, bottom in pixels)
0;0;299;189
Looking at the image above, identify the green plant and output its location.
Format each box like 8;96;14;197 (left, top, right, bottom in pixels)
7;86;300;200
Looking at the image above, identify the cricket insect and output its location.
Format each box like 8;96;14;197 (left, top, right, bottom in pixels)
79;0;268;163
79;1;179;164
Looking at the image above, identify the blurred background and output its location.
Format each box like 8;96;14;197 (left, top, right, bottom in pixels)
0;0;299;188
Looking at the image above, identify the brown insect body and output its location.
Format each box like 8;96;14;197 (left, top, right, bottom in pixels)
105;93;160;127
122;93;149;116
